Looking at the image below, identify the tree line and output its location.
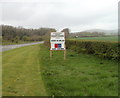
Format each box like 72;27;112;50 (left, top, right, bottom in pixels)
1;25;56;43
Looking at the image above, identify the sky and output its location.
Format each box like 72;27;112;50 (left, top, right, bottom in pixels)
0;0;119;32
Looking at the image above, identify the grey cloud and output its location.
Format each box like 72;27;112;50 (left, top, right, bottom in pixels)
1;0;118;32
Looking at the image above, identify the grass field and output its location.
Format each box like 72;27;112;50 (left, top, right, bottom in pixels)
40;45;118;96
2;44;118;96
71;36;118;42
2;40;40;45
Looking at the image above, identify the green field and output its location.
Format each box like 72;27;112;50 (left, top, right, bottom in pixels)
71;36;118;42
2;44;118;96
2;40;40;45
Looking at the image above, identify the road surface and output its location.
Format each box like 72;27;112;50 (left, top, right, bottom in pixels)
0;41;44;52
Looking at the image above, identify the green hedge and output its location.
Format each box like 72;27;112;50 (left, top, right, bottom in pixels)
66;40;120;60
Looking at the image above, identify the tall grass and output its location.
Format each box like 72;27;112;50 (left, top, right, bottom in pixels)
39;44;118;96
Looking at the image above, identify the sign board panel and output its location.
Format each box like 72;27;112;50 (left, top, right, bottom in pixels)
50;32;65;50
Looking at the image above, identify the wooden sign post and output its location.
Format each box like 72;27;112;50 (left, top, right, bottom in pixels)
64;49;66;60
50;32;66;60
50;50;52;60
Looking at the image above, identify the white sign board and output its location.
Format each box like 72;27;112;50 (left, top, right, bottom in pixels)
50;32;65;50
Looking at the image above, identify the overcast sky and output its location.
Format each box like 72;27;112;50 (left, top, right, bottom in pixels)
0;0;119;32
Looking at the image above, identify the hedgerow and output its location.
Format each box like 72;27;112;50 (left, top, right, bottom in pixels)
66;40;120;61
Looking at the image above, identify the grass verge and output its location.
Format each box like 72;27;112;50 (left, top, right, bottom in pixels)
2;44;47;96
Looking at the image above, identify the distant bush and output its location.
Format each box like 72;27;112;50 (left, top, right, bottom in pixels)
44;39;50;49
66;40;120;61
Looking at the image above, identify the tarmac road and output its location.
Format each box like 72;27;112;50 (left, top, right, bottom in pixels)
0;41;44;52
